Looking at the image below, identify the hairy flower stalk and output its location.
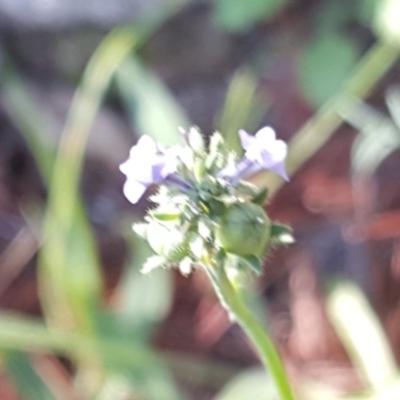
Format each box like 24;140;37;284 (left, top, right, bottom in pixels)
120;127;295;399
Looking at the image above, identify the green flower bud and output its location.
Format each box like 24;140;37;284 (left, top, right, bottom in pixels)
216;202;271;257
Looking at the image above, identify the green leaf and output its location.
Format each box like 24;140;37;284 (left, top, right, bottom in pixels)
116;57;189;146
0;311;186;400
298;33;359;107
214;367;277;400
38;26;141;332
3;351;56;400
117;254;173;338
214;0;287;33
40;200;103;332
0;311;174;384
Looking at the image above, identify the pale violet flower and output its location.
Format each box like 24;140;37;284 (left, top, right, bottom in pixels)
224;127;289;183
120;135;179;204
121;128;288;204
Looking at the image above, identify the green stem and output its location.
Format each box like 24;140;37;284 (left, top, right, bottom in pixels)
204;263;295;400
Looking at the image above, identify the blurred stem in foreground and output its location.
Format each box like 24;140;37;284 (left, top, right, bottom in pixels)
39;1;186;329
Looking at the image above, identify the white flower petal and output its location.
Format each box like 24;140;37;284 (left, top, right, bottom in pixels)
255;126;276;143
136;135;157;154
269;140;287;163
123;179;148;204
235;126;289;181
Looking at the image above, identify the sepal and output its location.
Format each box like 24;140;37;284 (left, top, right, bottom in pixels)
141;255;167;274
150;205;181;221
179;257;194;275
132;223;148;239
188;127;205;154
205;132;224;171
236;255;263;275
251;187;269;205
270;223;295;245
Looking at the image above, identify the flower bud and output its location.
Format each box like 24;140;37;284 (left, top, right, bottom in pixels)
216;202;271;257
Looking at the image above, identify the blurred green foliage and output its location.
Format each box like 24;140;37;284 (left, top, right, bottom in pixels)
213;0;288;33
299;33;359;107
117;57;189;146
214;368;278;400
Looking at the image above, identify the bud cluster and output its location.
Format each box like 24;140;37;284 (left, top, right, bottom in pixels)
120;127;293;275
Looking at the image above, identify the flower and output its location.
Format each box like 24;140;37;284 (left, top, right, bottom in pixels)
239;127;289;181
221;127;289;183
120;135;178;204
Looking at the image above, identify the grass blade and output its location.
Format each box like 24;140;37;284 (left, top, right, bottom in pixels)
327;281;398;391
2;350;56;400
117;57;190;145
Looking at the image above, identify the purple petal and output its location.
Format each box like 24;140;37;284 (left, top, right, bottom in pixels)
238;130;255;150
271;162;289;181
119;135;182;204
119;135;157;176
232;126;289;181
160;154;179;179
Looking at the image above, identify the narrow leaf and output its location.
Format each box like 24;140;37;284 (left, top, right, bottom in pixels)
3;351;55;400
327;281;397;391
116;57;189;146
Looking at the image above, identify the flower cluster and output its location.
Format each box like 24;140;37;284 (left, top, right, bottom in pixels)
120;127;293;275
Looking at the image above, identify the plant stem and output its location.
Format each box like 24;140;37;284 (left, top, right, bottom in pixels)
204;263;295;400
